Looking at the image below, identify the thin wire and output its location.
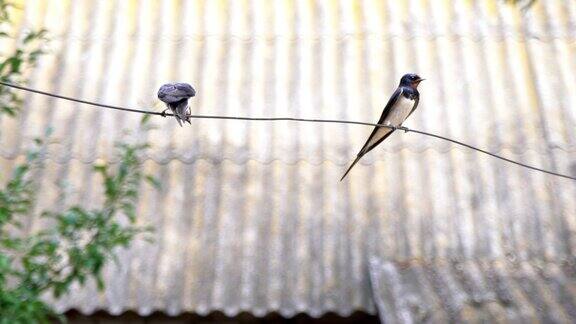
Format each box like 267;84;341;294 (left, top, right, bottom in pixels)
1;80;575;181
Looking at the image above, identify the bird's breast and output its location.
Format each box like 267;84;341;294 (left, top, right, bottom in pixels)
386;96;415;126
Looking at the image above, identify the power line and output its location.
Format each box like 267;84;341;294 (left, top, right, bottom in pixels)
1;80;575;181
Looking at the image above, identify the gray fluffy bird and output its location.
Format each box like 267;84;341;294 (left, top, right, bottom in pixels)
157;83;196;126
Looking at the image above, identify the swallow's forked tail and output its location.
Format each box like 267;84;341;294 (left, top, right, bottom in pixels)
340;154;364;181
185;106;192;124
174;115;184;127
172;103;190;127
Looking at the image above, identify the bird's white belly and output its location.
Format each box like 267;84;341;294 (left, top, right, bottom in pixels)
364;96;416;150
385;96;415;126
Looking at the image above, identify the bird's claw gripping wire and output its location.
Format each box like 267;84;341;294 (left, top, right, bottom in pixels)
160;109;168;118
391;125;410;133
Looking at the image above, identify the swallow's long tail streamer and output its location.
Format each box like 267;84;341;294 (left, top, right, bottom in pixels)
173;110;184;127
172;103;188;127
185;106;192;124
340;155;364;181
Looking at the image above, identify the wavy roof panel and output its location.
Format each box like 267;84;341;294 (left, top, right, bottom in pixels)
1;0;575;320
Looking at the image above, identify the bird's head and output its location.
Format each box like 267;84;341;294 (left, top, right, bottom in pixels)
400;73;425;88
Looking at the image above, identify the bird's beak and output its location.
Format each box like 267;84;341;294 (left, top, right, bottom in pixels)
412;78;425;88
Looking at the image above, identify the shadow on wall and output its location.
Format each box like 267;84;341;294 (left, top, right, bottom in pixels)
65;310;380;324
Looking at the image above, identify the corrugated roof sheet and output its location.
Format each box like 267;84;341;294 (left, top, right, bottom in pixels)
369;257;576;323
1;0;576;320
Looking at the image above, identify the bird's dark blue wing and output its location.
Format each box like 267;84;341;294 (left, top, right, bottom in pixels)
158;83;195;103
174;83;196;97
355;87;403;156
340;87;403;181
157;84;173;99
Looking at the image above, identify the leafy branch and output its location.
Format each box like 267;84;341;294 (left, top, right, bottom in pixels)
0;0;48;118
0;3;160;322
0;136;158;324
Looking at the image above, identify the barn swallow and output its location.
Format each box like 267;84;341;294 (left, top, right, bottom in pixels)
157;83;196;127
340;73;424;181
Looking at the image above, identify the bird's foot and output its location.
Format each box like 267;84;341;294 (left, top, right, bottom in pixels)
160;109;168;118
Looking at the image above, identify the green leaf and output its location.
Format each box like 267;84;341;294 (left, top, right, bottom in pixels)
145;175;161;189
95;274;105;291
140;113;151;125
8;56;22;73
93;164;107;173
1;105;17;116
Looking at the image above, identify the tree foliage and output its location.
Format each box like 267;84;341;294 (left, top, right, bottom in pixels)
0;2;158;323
0;137;156;324
0;0;47;118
